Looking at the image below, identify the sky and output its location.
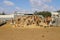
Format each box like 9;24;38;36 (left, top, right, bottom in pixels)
0;0;60;14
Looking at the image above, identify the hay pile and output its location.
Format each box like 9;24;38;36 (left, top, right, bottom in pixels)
12;15;48;28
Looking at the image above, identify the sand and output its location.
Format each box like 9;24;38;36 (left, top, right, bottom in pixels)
0;24;60;40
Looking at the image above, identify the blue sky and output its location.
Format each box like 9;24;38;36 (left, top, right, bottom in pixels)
0;0;60;14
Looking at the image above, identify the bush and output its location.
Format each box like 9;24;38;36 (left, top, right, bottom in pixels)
34;11;51;17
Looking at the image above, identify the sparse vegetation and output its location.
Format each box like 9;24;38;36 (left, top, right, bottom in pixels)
34;11;51;17
0;12;6;15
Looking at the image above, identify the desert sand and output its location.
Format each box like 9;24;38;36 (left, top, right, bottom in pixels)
0;23;60;40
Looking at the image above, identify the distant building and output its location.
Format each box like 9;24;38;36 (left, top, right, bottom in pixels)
51;12;60;26
0;14;14;21
51;12;59;17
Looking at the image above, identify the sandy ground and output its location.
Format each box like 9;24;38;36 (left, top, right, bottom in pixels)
0;23;60;40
